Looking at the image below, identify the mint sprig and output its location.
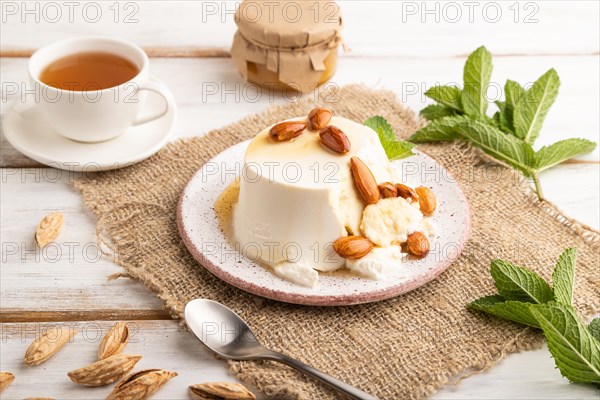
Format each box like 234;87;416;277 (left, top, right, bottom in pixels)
409;46;597;201
364;116;415;160
468;248;600;384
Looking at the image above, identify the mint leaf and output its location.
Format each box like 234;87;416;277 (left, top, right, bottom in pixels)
493;101;511;132
493;101;505;117
461;46;493;118
492;110;503;129
425;86;463;112
537;138;597;172
408;115;471;143
514;69;560;144
490;259;554;304
454;120;538;177
530;303;600;383
505;80;526;105
420;104;456;121
468;295;540;328
552;248;577;306
503;80;526;134
589;318;600;342
383;140;416;161
364;116;415;160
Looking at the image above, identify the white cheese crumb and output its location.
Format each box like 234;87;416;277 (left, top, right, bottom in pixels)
272;260;319;288
346;246;406;280
360;197;423;246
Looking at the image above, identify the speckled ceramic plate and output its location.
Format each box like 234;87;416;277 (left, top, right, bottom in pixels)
177;140;471;306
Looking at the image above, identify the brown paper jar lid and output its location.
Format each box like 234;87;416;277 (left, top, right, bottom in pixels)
235;0;342;49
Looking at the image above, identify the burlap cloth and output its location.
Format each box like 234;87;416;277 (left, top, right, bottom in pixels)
75;85;599;399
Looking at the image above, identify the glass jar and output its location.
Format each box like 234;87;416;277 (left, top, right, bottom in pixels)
230;0;342;93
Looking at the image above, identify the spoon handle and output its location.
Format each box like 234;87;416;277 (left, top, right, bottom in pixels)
266;351;377;400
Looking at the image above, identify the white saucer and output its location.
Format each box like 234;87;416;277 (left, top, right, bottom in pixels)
2;77;176;171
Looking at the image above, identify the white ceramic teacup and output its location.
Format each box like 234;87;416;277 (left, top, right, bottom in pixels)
28;37;175;143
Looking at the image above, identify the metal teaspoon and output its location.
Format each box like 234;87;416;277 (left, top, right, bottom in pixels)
184;299;377;400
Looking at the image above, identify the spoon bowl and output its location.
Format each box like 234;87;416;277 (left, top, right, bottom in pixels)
185;299;265;359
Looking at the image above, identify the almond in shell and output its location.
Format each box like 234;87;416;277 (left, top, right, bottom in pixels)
24;327;77;365
415;186;436;215
68;354;142;386
35;212;64;248
98;322;129;360
406;232;430;257
319;125;351;154
189;382;256;400
269;121;306;141
0;372;15;391
350;157;380;205
307;107;332;131
378;182;398;198
333;236;374;259
107;369;178;400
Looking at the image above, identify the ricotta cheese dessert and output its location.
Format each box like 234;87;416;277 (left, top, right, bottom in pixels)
232;109;435;287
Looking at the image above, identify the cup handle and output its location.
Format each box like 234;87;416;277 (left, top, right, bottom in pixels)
132;80;175;126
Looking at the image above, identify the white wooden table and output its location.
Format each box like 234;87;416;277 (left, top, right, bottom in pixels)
1;1;599;399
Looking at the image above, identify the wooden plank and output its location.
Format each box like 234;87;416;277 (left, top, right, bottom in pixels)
3;49;599;59
0;320;598;399
0;162;598;315
537;163;600;227
0;168;166;313
432;342;600;400
0;309;171;323
0;1;598;57
4;48;599;59
0;47;230;58
2;54;599;168
0;320;250;400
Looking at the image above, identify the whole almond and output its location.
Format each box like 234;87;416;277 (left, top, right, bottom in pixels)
0;372;15;391
24;327;77;365
406;232;430;257
396;184;419;203
319;126;351;154
68;354;142;386
107;369;178;400
350;157;380;204
415;186;436;215
98;322;129;360
269;121;306;141
333;236;374;259
378;182;398;198
307;107;332;131
189;382;256;400
35;212;64;248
